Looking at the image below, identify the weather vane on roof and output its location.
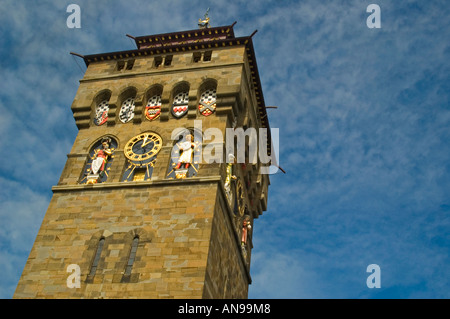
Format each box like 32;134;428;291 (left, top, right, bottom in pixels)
198;8;210;29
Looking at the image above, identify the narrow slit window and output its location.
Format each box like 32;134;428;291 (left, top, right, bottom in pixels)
193;52;201;63
164;55;173;66
117;61;125;71
154;56;163;67
203;50;212;61
126;59;135;70
124;236;139;276
88;237;105;278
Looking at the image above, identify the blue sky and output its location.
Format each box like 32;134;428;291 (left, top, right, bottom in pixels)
1;0;449;299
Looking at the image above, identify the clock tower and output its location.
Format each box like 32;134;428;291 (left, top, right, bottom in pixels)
14;21;274;299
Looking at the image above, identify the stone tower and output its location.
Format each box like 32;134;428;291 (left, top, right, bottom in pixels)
14;22;273;299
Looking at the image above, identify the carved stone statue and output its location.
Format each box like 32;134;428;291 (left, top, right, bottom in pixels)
175;134;195;170
87;137;113;184
174;134;196;179
241;216;251;246
224;153;237;205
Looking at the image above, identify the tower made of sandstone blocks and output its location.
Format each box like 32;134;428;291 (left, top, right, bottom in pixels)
14;22;273;299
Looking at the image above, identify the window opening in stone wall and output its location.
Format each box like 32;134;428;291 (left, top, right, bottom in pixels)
88;237;105;279
145;94;162;121
171;91;189;118
192;51;213;63
116;60;134;71
164;55;173;66
117;61;125;71
198;88;217;117
93;99;110;126
119;97;136;124
203;50;212;61
124;236;139;276
154;56;163;67
193;52;202;63
126;59;135;70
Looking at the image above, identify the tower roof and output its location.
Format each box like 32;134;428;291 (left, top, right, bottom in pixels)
131;24;236;50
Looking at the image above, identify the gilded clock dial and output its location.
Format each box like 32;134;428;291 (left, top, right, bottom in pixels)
124;132;162;162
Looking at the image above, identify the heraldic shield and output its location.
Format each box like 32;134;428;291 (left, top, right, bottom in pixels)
94;100;109;126
171;91;189;118
198;89;216;116
145;94;162;121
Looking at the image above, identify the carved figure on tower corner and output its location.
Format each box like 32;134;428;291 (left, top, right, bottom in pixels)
241;216;251;246
224;153;237;203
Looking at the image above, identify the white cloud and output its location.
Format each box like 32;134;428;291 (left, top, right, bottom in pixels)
0;177;50;298
249;250;326;298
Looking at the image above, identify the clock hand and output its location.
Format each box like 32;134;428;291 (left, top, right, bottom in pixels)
141;135;155;148
142;141;153;149
141;135;148;147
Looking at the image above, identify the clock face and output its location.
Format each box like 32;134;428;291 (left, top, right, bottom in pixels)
124;132;162;162
122;132;163;182
119;97;135;123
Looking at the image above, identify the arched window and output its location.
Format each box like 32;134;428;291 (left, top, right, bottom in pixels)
119;97;136;123
92;90;111;126
145;94;161;121
171;83;190;118
145;85;163;121
124;236;139;276
198;79;217;117
87;237;105;279
118;87;137;124
94;100;109;126
198;88;217;117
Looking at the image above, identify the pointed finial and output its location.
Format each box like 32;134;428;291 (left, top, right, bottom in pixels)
198;8;210;29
